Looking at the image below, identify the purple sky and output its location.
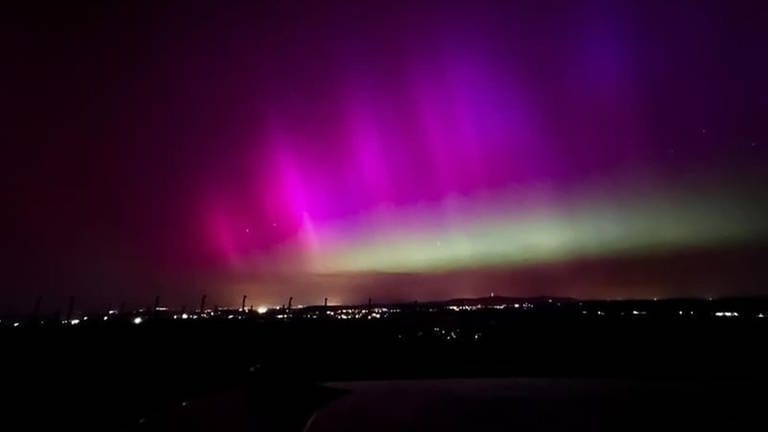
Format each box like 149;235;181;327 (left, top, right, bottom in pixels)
4;1;768;311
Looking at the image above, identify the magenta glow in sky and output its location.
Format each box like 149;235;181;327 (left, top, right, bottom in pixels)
200;2;767;277
5;1;768;308
205;38;545;265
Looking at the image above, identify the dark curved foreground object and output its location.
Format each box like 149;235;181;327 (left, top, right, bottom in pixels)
309;379;765;432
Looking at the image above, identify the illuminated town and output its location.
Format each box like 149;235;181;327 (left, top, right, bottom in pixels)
4;296;767;330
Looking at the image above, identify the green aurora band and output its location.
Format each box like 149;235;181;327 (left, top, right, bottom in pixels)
308;184;768;274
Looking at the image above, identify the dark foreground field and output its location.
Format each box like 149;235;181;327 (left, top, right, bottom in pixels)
3;310;768;430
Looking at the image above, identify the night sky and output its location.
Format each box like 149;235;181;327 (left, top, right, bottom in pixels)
5;1;768;312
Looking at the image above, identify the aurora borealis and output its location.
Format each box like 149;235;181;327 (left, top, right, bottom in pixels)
5;1;768;310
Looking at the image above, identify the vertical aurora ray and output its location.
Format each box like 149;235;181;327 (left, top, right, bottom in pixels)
196;1;768;302
6;1;768;310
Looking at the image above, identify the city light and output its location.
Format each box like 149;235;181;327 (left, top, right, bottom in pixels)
1;297;764;329
715;312;738;317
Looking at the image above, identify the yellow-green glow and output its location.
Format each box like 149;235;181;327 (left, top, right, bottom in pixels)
310;185;767;273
